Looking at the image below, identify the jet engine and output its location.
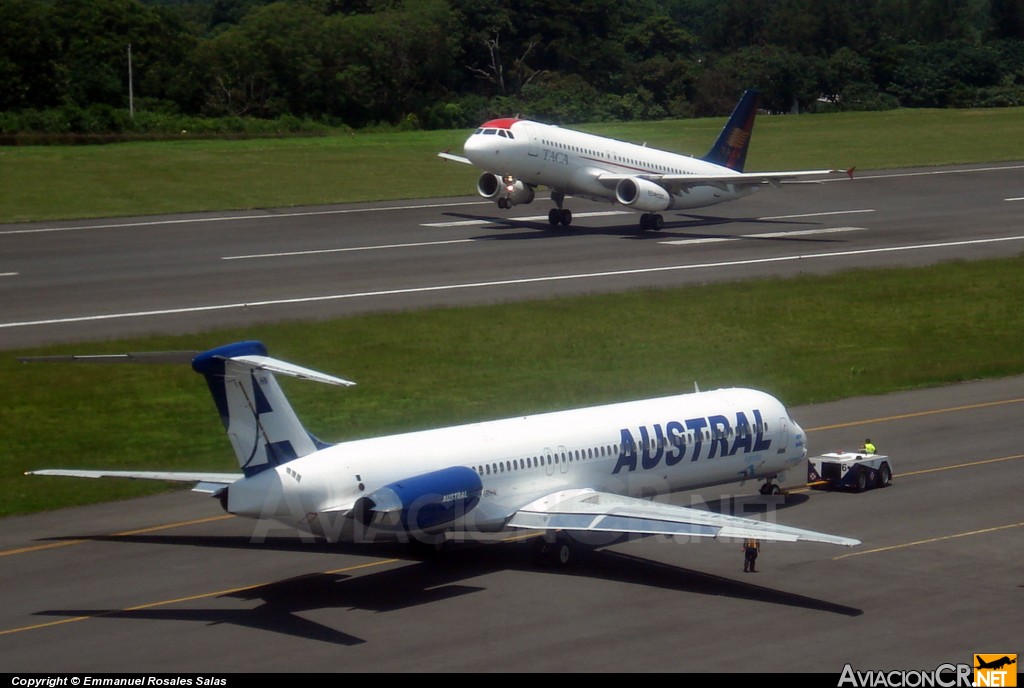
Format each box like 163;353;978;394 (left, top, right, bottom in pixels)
353;466;483;532
477;173;535;208
615;177;671;212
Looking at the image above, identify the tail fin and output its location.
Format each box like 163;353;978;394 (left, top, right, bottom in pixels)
702;89;760;172
191;341;355;477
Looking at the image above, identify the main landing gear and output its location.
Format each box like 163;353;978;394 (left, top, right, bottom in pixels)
639;213;664;231
535;532;573;566
548;208;573;227
758;477;783;496
547;191;572;228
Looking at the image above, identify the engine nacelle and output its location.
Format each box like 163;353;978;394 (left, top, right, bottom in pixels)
615;177;671;212
353;466;482;532
477;173;535;206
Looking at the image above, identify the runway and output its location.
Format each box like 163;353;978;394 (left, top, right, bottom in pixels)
1;163;1022;672
1;375;1021;672
2;163;1023;349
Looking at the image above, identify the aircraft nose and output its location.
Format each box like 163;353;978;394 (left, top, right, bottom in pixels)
463;131;511;168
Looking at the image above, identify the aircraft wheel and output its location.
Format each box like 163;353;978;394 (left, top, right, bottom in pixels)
536;538;572;566
639;213;651;231
498;198;508;209
548;208;560;226
560;208;572;226
877;463;892;487
651;213;664;230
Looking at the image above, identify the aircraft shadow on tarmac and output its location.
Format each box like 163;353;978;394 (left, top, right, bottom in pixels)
435;211;850;243
38;523;860;646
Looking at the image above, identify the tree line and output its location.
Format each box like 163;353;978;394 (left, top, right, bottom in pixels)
2;0;1023;136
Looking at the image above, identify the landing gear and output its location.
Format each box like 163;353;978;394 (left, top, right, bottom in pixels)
759;478;782;496
548;208;572;227
547;191;572;228
498;197;509;209
639;213;664;231
536;532;573;566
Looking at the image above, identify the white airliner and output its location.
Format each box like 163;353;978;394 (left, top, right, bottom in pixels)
28;341;859;562
439;89;846;231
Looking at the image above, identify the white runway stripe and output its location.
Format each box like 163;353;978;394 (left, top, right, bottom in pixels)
4;234;1023;331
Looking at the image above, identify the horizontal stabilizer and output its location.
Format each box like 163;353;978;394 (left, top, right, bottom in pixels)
27;469;241;487
225;354;356;387
508;489;860;547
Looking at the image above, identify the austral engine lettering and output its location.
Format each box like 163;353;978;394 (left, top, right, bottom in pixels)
612;409;772;474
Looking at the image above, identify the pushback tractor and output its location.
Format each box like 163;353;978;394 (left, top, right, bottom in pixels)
807;451;893;492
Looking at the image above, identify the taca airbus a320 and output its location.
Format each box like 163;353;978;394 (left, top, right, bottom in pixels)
27;341;859;564
439;89;848;231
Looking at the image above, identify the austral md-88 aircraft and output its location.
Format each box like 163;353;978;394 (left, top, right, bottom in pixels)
439;89;847;231
27;341;859;563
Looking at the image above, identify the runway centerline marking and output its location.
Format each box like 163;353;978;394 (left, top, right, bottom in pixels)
0;200;493;236
3;233;1024;331
758;209;875;220
0;558;401;637
661;226;865;246
223;239;475;260
422;210;631;228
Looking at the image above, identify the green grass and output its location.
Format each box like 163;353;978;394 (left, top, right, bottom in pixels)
2;107;1023;223
4;256;1024;516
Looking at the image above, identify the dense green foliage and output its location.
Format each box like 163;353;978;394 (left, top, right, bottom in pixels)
3;0;1024;135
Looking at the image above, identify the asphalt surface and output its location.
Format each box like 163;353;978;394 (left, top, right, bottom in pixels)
1;164;1022;672
2;163;1023;349
1;376;1021;672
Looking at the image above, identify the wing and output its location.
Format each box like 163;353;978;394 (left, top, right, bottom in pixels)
26;469;242;494
597;169;844;193
507;488;860;547
438;151;473;165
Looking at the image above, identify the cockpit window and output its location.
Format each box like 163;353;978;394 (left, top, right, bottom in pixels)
474;128;483;135
498;130;508;138
506;131;515;140
483;129;497;135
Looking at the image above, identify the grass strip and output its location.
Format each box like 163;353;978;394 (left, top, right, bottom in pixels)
3;255;1023;515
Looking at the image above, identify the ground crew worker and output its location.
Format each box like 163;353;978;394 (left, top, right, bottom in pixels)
743;538;760;572
862;438;876;454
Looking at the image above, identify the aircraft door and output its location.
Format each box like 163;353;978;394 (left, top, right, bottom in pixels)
557;445;570;474
543;447;555;476
777;417;788;453
517;122;543;178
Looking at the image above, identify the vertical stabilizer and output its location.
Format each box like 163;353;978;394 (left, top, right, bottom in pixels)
702;90;760;172
191;341;354;477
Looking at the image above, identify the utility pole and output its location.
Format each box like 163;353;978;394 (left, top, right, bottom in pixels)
128;43;134;119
